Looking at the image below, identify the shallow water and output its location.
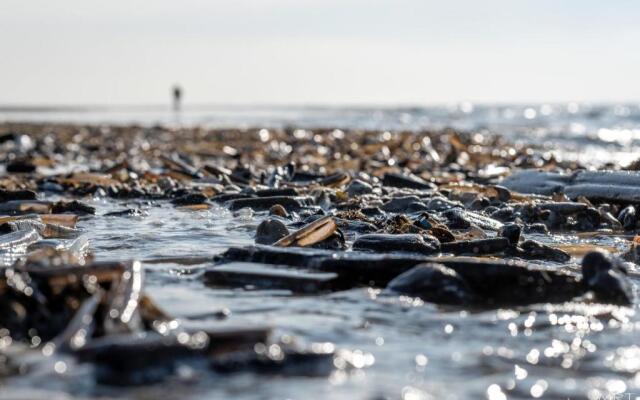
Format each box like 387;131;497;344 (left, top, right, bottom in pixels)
3;103;640;166
1;105;640;399
1;198;638;400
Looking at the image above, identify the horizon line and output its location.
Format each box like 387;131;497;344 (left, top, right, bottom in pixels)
1;100;639;113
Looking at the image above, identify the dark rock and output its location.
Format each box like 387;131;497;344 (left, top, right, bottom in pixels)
440;238;510;256
489;185;511;202
386;263;476;305
468;197;490;210
523;223;549;234
204;262;340;293
211;193;250;203
425;197;462;212
255;218;289;245
501;170;571;196
618;205;637;231
210;341;335;377
77;328;269;385
353;233;440;255
39;182;65;193
0;132;17;144
381;196;428;213
0;189;37;203
499;223;522;246
335;218;378;234
269;204;289;218
382;173;435;191
265;164;295;187
428;226;456;243
503;169;640;203
104;208;145;217
443;209;503;231
490;207;515;222
310;230;346;251
226;196;308;212
256;188;299;197
171;193;207;206
413;214;432;230
536;202;588;214
582;251;633;305
513;240;571;263
52;200;96;215
345;179;373;197
5;159;36;173
216;246;584;305
360;207;385;218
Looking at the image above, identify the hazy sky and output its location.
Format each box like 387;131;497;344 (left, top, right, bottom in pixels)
1;0;639;105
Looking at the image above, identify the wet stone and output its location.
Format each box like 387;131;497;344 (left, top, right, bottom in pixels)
489;185;511;202
501;169;572;196
217;245;587;306
523;223;549;234
210;341;336;377
443;208;503;231
468;197;489;210
334;219;377;236
204;262;341;293
0;228;40;250
5;159;36;173
211;193;250;203
381;196;428;213
360;206;385;218
317;172;350;187
77;328;270;385
382;173;435;191
499;223;522;246
171;193;208;206
440;238;510;256
536;202;588;214
581;251;634;305
226;196;307;212
428;225;456;243
490;206;515;222
618;205;637;231
255;218;290;245
52;200;96;215
104;208;145;217
429;257;584;306
308;231;346;250
413;213;433;231
511;239;572;263
0;189;37;203
386;263;476;305
345;179;373;197
503;169;640;203
352;233;440;255
256;187;299;197
426;197;462;212
269;204;290;218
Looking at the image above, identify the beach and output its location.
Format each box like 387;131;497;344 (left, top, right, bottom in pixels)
0;107;639;399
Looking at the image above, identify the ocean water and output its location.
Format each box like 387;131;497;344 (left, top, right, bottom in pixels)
0;104;639;400
3;103;640;166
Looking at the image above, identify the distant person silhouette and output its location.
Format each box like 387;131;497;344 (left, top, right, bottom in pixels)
172;85;182;111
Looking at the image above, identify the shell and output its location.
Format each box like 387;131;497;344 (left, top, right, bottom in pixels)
274;216;337;247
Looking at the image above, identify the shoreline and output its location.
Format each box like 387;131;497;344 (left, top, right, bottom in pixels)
0;120;638;398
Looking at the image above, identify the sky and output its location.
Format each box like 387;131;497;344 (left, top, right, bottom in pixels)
1;0;639;106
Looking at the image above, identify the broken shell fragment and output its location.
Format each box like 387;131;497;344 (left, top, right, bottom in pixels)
274;216;338;247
